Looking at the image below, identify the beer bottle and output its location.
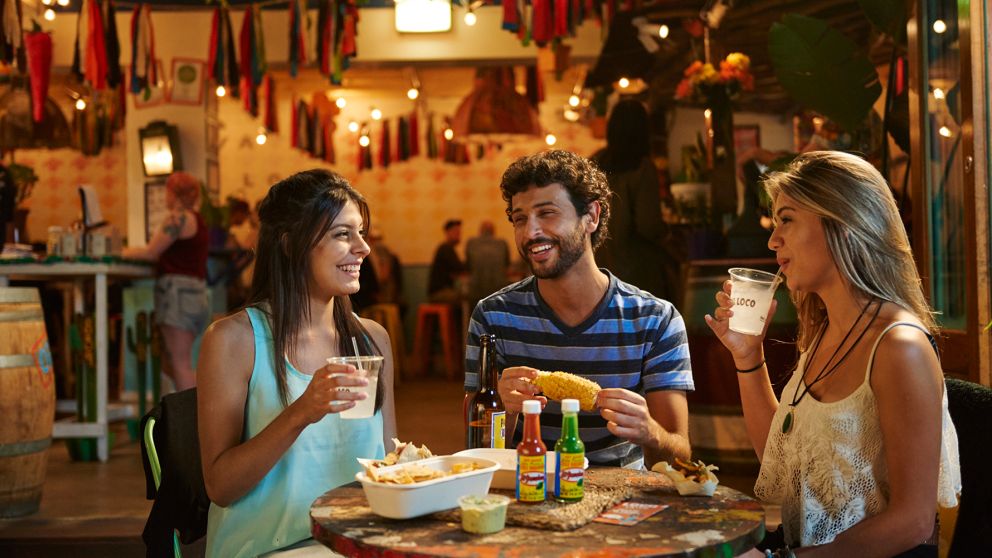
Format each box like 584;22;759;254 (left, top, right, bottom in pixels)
466;334;506;449
516;400;547;503
554;399;584;502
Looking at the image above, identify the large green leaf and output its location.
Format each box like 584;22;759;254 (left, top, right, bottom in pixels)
768;14;882;131
857;0;907;45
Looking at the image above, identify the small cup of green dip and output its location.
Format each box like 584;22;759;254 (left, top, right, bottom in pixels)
458;494;511;534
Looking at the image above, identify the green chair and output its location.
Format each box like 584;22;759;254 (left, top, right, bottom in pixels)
144;417;182;558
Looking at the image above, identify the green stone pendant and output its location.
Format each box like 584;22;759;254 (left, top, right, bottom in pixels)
782;411;794;434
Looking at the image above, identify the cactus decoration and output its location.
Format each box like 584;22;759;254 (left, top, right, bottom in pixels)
149;312;162;403
69;313;98;423
127;312;150;418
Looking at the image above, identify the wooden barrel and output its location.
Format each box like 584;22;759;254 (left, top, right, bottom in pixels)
0;287;55;518
680;261;797;474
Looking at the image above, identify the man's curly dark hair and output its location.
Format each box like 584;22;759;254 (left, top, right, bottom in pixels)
499;150;612;249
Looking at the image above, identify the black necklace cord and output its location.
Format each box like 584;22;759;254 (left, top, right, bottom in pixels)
789;297;882;408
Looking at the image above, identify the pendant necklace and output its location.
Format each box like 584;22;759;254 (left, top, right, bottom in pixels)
782;297;881;434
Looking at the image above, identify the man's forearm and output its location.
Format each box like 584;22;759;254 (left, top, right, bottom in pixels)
642;426;691;469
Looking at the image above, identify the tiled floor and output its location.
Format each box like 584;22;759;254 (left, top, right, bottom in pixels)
0;378;774;557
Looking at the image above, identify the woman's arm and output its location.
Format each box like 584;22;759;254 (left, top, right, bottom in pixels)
122;210;191;261
198;312;372;507
796;327;943;557
361;318;397;451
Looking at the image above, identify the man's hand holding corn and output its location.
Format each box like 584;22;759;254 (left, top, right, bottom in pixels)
497;366;548;413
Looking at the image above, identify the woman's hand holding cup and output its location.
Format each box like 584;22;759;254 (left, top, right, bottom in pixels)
704;279;778;367
292;363;369;426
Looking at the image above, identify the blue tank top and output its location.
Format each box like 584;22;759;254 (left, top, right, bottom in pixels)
206;307;385;557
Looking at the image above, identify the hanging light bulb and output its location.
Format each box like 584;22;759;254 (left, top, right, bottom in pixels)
347;120;359;133
545;133;557;146
43;8;56;20
75;98;87;111
932;20;947;34
407;87;420;100
370;107;383;121
703;108;712;119
335;97;347;109
568;94;580;107
255;129;268;145
41;0;54;5
932;87;945;99
938;126;953;137
215;85;227;97
563;108;580;122
57;0;70;6
464;10;477;26
658;24;670;39
618;77;630;89
443;128;454;141
359;134;371;147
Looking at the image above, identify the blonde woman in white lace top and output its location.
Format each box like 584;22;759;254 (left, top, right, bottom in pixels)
704;151;961;558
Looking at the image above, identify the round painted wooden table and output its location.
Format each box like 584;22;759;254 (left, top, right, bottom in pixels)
311;467;765;558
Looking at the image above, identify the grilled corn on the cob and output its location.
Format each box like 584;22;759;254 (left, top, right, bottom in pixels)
531;371;601;411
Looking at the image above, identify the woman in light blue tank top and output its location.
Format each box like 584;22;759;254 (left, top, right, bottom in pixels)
197;170;398;557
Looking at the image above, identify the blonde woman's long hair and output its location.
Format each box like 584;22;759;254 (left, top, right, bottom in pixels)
763;151;937;350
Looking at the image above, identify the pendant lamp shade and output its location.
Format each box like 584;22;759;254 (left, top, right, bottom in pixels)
0;86;71;150
451;67;541;141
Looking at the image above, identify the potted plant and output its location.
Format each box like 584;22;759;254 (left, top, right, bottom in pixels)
5;162;38;243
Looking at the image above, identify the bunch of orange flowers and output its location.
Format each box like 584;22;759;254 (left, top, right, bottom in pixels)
675;52;754;103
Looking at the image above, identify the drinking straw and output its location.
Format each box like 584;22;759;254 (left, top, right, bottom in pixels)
769;267;783;293
350;336;365;374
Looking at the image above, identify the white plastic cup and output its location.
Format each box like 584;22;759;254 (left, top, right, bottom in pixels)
326;355;384;419
728;268;780;336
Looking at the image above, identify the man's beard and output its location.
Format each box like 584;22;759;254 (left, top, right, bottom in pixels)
520;223;587;279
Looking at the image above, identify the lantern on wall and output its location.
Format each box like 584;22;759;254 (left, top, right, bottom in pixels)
138;120;182;177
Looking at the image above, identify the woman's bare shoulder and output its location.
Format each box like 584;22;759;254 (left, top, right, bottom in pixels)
200;311;257;380
359;316;390;346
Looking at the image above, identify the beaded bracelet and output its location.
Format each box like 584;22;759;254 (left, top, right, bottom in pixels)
736;360;766;374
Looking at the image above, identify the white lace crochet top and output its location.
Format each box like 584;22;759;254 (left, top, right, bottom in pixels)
754;322;962;547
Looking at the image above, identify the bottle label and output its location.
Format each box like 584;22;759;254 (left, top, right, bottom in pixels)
555;452;585;500
491;412;506;449
516;455;546;503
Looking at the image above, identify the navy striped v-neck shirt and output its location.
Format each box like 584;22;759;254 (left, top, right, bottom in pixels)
464;270;693;466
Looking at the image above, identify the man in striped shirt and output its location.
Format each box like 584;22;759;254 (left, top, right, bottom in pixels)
464;150;693;468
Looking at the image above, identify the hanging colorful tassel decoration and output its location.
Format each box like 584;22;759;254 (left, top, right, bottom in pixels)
396;116;408;162
409;110;420;157
239;4;266;117
531;0;553;46
129;4;156;94
1;0;25;70
75;0;108;90
379;119;391;168
290;93;299;148
310;111;323;159
525;65;544;107
262;75;278;133
287;0;308;78
323;117;336;164
207;5;239;97
103;0;122;88
24;26;52;123
426;112;438;160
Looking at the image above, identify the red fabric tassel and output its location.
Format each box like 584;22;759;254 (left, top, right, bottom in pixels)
84;0;108;89
207;8;219;78
409;111;420;157
379;120;391;168
503;0;519;31
290;93;299;148
554;0;568;38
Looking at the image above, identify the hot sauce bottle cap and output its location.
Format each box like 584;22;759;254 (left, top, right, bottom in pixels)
522;400;542;414
561;399;579;413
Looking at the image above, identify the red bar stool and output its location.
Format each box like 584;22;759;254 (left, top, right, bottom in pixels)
359;303;405;384
412;303;460;380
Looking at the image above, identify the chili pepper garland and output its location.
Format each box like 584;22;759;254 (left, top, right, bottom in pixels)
24;26;52;123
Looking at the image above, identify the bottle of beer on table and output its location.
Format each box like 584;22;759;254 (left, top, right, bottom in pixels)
554;398;584;502
466;333;506;449
516;399;546;503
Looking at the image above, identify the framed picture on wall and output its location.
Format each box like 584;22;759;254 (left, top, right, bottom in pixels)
132;60;166;109
733;125;761;156
169;58;205;105
145;179;168;242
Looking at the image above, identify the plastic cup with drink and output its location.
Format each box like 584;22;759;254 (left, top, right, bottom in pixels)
727;267;782;336
326;354;383;419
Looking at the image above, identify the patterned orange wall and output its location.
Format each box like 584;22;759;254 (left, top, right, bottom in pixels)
17;142;128;244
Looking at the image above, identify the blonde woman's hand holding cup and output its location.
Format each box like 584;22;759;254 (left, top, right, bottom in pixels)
704;279;778;369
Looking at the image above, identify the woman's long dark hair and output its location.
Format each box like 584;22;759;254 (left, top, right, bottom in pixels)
593;99;651;175
247;169;383;409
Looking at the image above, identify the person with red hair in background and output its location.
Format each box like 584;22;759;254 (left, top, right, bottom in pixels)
124;171;210;390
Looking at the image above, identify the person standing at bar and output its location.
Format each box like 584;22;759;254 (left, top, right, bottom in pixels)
465;150;693;469
591;99;674;301
124;171;209;391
